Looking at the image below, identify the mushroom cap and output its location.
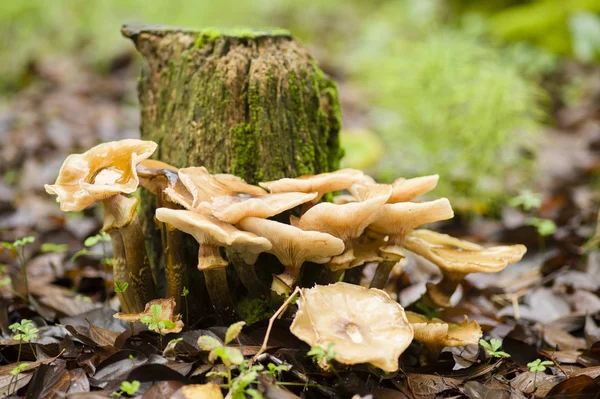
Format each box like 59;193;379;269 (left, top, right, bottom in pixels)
237;217;344;268
405;311;482;348
136;159;180;196
295;185;392;243
114;297;184;335
290;282;414;372
410;229;483;251
155;208;272;262
388;175;439;203
178;167;266;209
259;169;364;201
369;198;454;238
404;232;526;275
211;191;318;224
45;139;157;212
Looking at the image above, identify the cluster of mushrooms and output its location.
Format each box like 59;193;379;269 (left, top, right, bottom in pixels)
45;139;527;371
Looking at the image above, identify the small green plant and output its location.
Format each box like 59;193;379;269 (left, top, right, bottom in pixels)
9;363;29;376
199;321;246;387
139;303;175;349
479;338;510;361
181;286;189;328
114;281;129;293
40;243;68;253
2;236;35;298
526;217;557;237
527;358;553;391
73;232;112;300
509;190;542;211
111;380;140;397
308;342;336;365
416;302;440;319
264;362;291;379
9;319;39;362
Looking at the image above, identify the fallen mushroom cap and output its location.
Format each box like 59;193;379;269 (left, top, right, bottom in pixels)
45;139;157;211
404;230;527;275
155;208;272;268
237;217;344;286
259;169;364;202
211;191;318;224
114;297;184;334
406;311;482;351
290;282;414;372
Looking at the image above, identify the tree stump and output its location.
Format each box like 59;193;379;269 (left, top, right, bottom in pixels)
122;25;343;321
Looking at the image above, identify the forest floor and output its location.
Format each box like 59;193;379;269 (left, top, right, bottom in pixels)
0;53;600;398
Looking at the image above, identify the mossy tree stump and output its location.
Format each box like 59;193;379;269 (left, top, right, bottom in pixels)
122;25;343;322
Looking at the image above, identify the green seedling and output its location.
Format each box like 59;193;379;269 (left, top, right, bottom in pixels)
199;321;247;388
264;363;291;379
527;358;553;390
112;380;140;397
41;243;69;253
114;281;129;293
2;236;35;298
9;319;39;362
308;342;336;365
526;217;557;252
139;304;175;349
416;302;440;319
509;190;542;211
479;339;510;362
181;286;189;328
9;363;29;376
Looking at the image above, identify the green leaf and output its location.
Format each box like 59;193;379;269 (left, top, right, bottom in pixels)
197;335;222;351
120;380;140;395
114;281;128;293
225;321;246;345
162;320;175;329
490;338;502;352
150;304;162;320
84;232;109;247
181;286;189;297
479;339;492;350
10;363;29;376
0;277;11;286
2;242;15;251
224;347;244;365
509;190;542;211
139;315;153;324
41;243;68;253
247;389;263;399
70;248;89;263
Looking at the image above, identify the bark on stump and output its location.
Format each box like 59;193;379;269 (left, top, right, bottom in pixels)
122;25;343;321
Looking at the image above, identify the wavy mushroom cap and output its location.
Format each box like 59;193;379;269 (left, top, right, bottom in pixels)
388;175;439;203
136;159;181;196
178;167;266;209
296;185;392;243
45;139;157;212
259;169;364;202
237;217;344;268
410;229;483;251
406;311;482;350
290;282;414;372
404;232;526;275
211;191;318;224
114;297;184;334
155;208;272;266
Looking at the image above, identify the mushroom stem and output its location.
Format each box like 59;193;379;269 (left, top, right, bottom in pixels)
119;212;159;307
369;260;397;289
108;230;139;313
228;251;269;299
321;269;344;284
425;273;466;308
204;268;238;325
422;343;445;364
344;265;364;285
164;222;188;312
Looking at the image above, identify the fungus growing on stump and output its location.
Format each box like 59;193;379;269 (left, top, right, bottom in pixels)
290;282;414;372
237;217;344;295
406;311;482;363
45;139;159;312
404;229;527;307
155;208;271;323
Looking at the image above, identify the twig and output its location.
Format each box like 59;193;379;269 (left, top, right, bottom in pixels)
250;286;301;365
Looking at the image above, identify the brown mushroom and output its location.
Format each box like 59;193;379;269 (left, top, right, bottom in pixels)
45;139;158;312
406;311;482;363
404;229;526;307
237;217;344;294
259;169;364;205
293;184;392;272
367;198;454;289
290;282;414;372
155;208;271;323
211;191;317;224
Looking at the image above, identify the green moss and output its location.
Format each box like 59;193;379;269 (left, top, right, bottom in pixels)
237;297;272;326
231;123;257;180
193;27;291;48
